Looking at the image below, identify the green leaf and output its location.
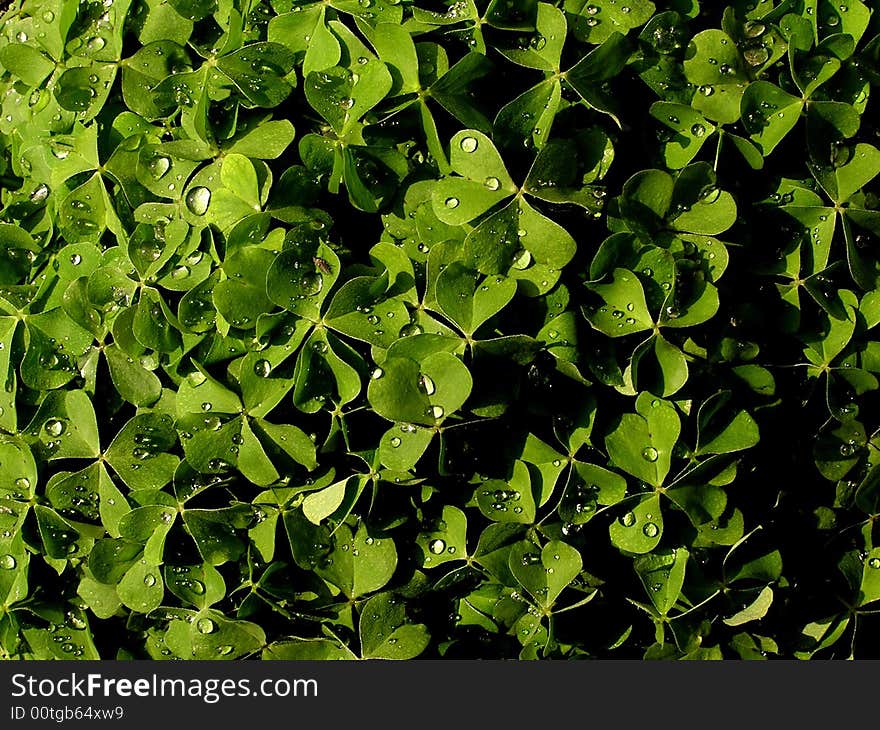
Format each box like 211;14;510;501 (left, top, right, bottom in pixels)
118;560;164;614
609;494;663;554
105;414;179;491
683;30;749;124
317;522;398;599
585;268;653;337
436;263;517;335
416;505;468;568
741;82;803;155
606;393;680;487
634;547;688;616
359;593;430;659
723;586;774;625
368;352;472;426
509;539;582;608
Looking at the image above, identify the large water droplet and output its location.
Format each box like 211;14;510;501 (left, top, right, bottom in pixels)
30;183;50;204
620;512;636;527
0;554;16;570
44;419;65;437
417;374;435;395
185;186;211;216
149;156;171;179
190;579;206;594
460;136;478;153
643;522;659;538
197;617;216;634
642;446;659;462
429;539;446;555
143;573;156;587
253;359;271;377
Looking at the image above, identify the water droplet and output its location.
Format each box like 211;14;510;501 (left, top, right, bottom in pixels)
642;446;659;462
201;402;212;412
143;573;156;587
427;405;444;419
484;176;501;191
186;250;204;266
691;123;706;137
149;156;171;179
44;419;65;437
620;512;636;527
197;617;215;634
445;197;460;209
743;46;770;66
185;186;211;216
744;21;766;38
643;522;659;538
460;136;478;153
14;477;29;491
0;554;16;570
30;183;50;204
86;36;106;51
217;645;234;655
869;557;880;569
372;367;384;380
253;359;271;377
417;374;435;395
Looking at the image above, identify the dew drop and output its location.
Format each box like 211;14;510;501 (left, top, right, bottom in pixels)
417;374;436;395
149;156;171;179
253;359;271;377
185;186;211;216
44;419;65;437
196;617;216;634
642;446;659;462
30;183;50;204
460;136;478;153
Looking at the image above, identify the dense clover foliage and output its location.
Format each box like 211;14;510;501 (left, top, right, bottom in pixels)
1;0;880;661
